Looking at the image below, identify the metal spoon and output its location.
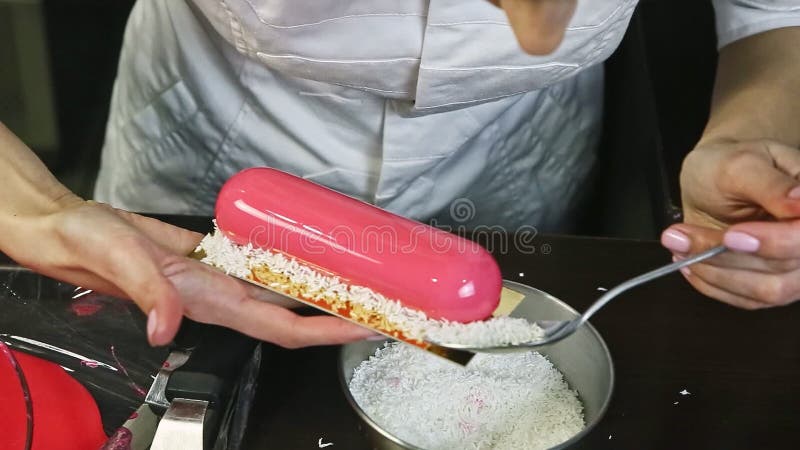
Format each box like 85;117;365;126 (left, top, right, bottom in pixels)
432;245;727;353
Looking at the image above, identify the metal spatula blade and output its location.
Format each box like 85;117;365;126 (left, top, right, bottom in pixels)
188;248;476;365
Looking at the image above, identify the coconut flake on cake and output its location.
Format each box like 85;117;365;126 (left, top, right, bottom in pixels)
197;224;544;347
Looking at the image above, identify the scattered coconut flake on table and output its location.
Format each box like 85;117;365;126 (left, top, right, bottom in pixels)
198;225;544;347
679;389;691;396
349;342;585;450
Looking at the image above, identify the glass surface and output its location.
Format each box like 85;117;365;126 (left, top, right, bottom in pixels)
0;265;167;434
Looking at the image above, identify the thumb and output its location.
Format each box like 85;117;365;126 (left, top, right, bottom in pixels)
722;141;800;219
661;223;724;255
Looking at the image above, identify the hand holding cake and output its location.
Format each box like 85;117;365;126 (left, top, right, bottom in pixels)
0;123;376;348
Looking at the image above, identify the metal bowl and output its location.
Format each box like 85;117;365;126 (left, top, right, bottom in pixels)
339;280;614;450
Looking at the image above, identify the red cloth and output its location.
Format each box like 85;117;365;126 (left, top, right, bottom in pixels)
0;347;107;450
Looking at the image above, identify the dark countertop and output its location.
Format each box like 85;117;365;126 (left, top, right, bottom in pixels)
4;215;800;449
239;233;800;450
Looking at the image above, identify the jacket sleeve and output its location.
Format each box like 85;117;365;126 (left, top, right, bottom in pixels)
712;0;800;48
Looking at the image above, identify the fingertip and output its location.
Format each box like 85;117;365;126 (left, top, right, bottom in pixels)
366;334;389;342
146;309;160;346
322;317;378;344
351;327;384;342
502;0;575;55
147;284;184;347
764;196;800;220
668;222;728;253
661;227;691;253
723;230;761;253
307;316;379;346
515;28;566;55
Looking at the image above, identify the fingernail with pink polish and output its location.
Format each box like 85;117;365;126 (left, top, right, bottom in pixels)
661;229;691;253
366;334;388;341
789;186;800;199
724;231;760;253
147;309;159;344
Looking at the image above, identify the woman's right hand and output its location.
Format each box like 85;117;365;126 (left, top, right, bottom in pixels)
0;123;376;347
487;0;577;54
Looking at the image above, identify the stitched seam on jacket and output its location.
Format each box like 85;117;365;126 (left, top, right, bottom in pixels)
567;2;626;30
241;1;424;29
382;154;451;162
717;17;800;47
329;82;409;95
188;99;249;212
428;20;508;26
219;0;249;53
125;107;202;188
414;90;529;110
256;52;420;64
420;62;580;71
429;2;625;30
298;91;360;103
118;78;182;141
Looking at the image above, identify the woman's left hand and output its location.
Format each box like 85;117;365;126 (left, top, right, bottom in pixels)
661;139;800;309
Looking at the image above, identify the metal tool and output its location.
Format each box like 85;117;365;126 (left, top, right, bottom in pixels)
189;249;476;366
146;350;192;411
147;321;261;450
430;246;727;353
151;399;208;450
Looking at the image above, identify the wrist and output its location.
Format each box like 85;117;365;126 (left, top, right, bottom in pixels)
0;188;84;258
0;185;82;226
700;28;800;148
696;125;790;150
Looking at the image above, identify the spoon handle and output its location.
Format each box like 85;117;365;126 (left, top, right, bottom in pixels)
576;245;727;327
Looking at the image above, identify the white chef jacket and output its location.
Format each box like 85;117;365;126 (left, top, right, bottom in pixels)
94;0;800;231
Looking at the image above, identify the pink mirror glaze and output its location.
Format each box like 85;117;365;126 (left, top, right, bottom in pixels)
215;168;502;322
